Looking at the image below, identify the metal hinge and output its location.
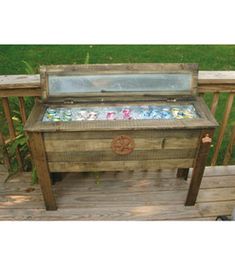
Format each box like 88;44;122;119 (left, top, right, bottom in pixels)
63;98;75;104
166;98;177;102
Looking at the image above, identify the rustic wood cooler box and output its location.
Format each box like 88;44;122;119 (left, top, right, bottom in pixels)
24;64;218;210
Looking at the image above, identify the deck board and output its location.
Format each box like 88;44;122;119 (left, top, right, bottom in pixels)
0;166;234;220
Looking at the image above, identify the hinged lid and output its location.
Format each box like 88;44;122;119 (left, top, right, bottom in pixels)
40;63;198;102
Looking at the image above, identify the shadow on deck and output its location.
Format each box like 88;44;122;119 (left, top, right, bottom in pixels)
0;165;235;220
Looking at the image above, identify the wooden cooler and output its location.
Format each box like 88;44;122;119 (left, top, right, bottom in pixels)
24;63;218;210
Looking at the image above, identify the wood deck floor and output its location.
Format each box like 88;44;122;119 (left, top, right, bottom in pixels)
0;165;235;220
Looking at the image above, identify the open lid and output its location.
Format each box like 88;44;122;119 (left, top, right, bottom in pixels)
40;63;198;102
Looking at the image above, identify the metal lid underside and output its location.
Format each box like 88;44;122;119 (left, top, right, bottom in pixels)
40;64;198;101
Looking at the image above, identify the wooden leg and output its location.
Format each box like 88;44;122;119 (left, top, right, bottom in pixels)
29;132;57;210
185;130;214;206
177;168;189;180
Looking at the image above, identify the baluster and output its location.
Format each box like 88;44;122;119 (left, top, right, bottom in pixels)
2;97;23;171
210;92;220;115
18;96;33;164
18;97;27;124
223;125;235;165
211;93;234;166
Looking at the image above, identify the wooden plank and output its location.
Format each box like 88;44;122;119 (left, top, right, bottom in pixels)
29;132;57;210
2;97;23;170
2;173;235;195
0;200;233;221
210;92;220;115
44;130;200;140
48;159;194;172
211;93;234;165
1;165;235;220
0;74;39;88
198;71;235;84
44;137;198;153
0;75;41;96
0;205;201;220
0;88;41;97
223;125;235;165
55;175;235;192
203;165;235;177
2;183;235;209
198;85;235;93
47;149;196;162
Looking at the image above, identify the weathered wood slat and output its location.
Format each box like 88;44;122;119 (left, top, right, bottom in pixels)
47;149;196;162
44;137;198;152
0;165;235;220
0;200;233;221
2;175;235;195
2;97;23;170
2;186;235;209
223;125;235;165
0;88;41;97
44;130;200;140
211;93;234;165
48;159;194;172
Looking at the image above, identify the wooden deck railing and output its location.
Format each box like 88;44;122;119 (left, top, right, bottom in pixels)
0;71;235;172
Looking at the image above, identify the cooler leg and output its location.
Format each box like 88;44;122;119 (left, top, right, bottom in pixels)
29;132;57;210
185;130;214;206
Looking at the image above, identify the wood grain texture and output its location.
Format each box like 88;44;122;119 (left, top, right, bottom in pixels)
185;129;214;206
44;129;200;140
28;132;57;210
44;137;198;152
48;159;194;172
46;149;196;162
1;166;235;220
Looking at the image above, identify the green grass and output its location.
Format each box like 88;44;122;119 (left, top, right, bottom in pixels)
2;45;235;74
0;45;235;165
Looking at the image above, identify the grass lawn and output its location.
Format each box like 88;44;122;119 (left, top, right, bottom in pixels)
0;45;234;165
